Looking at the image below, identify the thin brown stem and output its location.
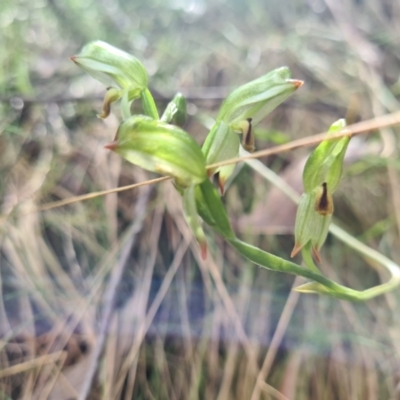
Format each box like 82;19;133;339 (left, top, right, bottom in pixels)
207;110;400;170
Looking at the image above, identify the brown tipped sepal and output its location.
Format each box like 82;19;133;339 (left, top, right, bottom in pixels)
217;67;303;126
70;41;148;91
290;242;302;258
288;79;304;89
104;141;117;150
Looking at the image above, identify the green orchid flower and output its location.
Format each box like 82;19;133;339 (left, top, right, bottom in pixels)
70;40;148;91
105;115;206;187
71;41;158;119
217;67;303;126
203;67;303;193
292;119;351;261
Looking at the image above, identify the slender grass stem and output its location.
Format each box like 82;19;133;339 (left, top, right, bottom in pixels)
78;187;151;400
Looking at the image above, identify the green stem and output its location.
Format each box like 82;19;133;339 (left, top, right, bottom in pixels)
226;237;365;301
141;88;159;119
195;179;356;299
196;179;236;239
121;91;132;120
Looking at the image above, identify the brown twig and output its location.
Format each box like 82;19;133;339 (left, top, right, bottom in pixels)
3;110;399;219
207;110;400;170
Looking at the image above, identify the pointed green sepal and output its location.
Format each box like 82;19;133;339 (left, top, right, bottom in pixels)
105;116;207;187
216;67;303;126
70;41;148;91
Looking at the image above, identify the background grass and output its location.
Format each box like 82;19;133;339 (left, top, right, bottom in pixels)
1;0;400;399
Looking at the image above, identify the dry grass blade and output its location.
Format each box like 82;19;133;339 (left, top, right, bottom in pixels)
251;276;302;400
37;176;169;212
114;238;191;396
0;352;65;379
77;186;151;400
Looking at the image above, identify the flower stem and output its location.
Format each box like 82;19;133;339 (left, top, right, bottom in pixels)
141;88;159;119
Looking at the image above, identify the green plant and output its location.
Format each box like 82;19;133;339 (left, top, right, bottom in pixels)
71;40;400;301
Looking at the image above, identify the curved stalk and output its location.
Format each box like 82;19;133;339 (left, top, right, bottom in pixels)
195;178;361;300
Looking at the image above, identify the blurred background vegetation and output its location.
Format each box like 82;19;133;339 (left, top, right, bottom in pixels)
1;0;400;399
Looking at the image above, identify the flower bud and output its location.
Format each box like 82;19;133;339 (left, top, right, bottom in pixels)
105;116;206;187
